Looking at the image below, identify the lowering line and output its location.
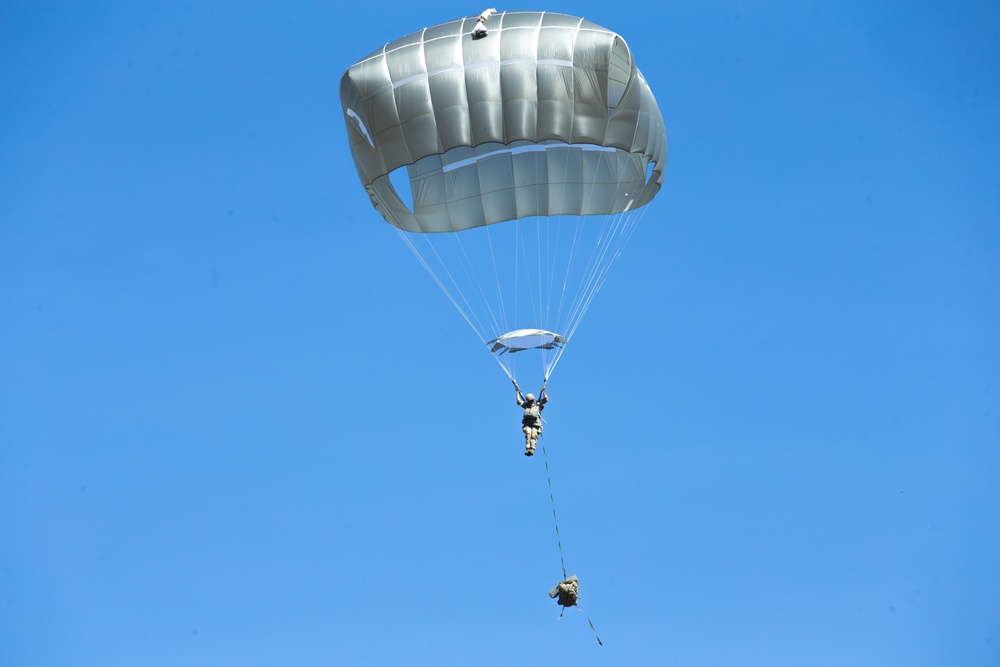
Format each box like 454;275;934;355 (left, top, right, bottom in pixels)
577;606;603;645
539;431;566;580
540;431;603;646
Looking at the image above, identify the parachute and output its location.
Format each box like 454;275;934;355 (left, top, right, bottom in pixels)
340;11;667;385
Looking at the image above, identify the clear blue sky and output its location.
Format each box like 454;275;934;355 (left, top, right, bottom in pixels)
2;2;998;665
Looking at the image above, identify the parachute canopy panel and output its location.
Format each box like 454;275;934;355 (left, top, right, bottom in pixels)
489;329;568;355
340;11;667;233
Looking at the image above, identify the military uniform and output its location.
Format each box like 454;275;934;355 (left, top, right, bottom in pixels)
516;389;547;456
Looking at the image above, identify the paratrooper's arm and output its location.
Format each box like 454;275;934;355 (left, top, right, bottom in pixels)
513;379;525;406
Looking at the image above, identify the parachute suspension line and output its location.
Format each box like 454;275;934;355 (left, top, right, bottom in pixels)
563;211;629;337
562;149;654;342
551;212;590;342
560;151;627;328
522;221;546;382
395;158;653;386
522;212;562;383
513;217;520;328
492;353;516;384
563;214;588;316
542;215;555;328
550;151;657;378
424;233;494;342
482;222;528;384
395;229;489;344
507;219;545;376
483;223;509;339
535;217;561;380
540;431;567;581
537;214;586;381
566;204;650;341
502;217;522;383
451;230;505;341
536;212;544;338
564;220;629;341
515;222;542;331
544;144;576;376
568;180;632;315
518;222;542;380
582;210;647;319
536;142;589;379
540;215;553;370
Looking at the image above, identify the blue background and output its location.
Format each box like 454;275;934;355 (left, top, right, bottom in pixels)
1;2;998;665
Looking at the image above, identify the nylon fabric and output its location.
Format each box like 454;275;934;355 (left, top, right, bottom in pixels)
341;11;666;233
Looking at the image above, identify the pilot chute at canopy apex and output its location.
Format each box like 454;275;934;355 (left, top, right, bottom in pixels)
340;10;667;386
